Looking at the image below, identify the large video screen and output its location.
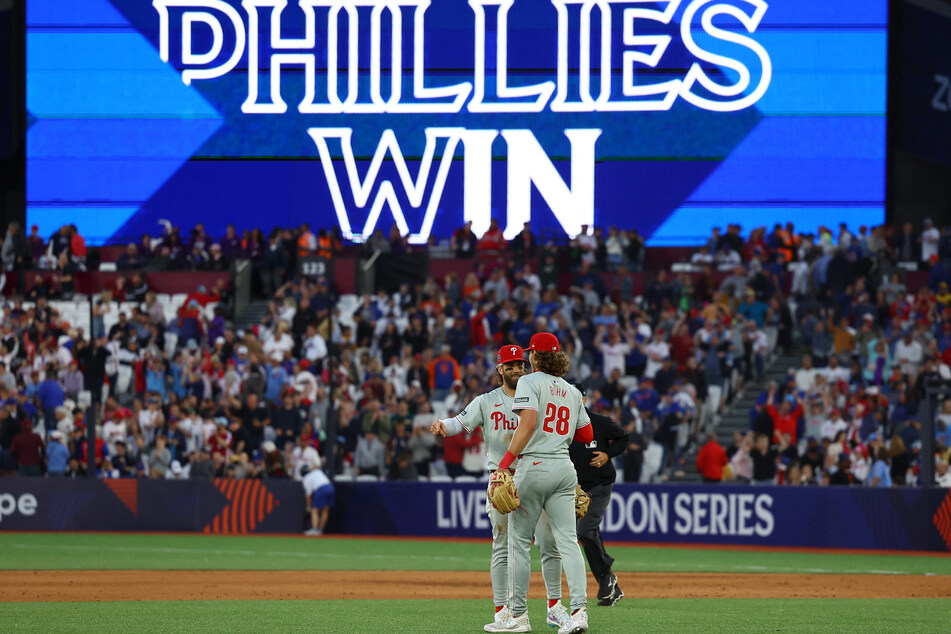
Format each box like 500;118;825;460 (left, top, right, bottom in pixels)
27;0;887;246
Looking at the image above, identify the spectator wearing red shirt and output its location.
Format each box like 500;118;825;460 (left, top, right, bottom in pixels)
69;224;87;263
669;321;694;371
765;384;803;445
695;430;728;483
442;427;483;479
476;219;506;257
207;417;233;461
889;296;911;327
10;420;45;476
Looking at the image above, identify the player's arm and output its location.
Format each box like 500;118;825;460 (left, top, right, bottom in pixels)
573;400;593;444
431;395;482;437
430;417;463;437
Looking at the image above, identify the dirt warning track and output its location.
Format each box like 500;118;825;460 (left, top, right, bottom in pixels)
3;570;951;602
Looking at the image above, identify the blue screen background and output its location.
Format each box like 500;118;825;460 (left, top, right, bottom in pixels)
26;0;887;245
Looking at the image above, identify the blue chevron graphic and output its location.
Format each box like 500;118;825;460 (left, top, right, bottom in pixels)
649;16;887;246
26;0;222;245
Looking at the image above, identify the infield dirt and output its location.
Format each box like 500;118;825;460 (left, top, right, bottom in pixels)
3;571;951;602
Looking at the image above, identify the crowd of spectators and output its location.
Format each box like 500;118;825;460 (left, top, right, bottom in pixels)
1;217;950;490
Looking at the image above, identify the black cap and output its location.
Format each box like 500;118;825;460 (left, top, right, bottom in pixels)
571;382;586;398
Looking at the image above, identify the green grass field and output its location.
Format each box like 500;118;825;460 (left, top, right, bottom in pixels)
2;533;950;632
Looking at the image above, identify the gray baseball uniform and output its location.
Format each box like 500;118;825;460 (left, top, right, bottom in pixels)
445;387;563;607
509;372;590;615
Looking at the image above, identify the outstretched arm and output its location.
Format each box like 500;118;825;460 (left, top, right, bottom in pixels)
430;417;463;437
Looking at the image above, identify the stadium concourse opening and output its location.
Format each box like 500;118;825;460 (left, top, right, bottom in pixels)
2;570;950;602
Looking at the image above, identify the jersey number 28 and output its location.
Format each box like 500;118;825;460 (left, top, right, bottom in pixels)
542;403;570;436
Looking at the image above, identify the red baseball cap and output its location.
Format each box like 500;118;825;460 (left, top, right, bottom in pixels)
525;332;560;352
497;345;525;365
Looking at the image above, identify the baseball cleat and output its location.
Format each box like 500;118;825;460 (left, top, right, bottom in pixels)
557;607;588;634
546;602;570;629
597;583;624;607
485;607;513;632
596;572;617;600
486;612;531;632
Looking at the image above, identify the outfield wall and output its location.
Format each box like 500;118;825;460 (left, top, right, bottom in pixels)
3;479;950;551
330;482;951;552
0;479;304;534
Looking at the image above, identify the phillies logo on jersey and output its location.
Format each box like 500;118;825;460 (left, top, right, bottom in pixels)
490;411;518;431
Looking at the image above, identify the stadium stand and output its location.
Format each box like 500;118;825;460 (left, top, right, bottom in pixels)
1;219;950;491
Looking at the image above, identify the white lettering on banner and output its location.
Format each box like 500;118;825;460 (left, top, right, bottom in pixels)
679;0;772;113
436;489;491;530
502;129;601;240
754;494;774;536
437;490;450;528
308;127;464;244
0;493;38;524
738;493;754;536
309;127;601;243
628;492;648;532
154;0;771;242
159;0;771;113
604;491;774;538
154;0;247;86
468;0;556;113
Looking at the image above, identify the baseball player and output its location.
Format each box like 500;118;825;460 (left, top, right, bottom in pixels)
494;332;593;634
569;383;629;606
430;345;571;632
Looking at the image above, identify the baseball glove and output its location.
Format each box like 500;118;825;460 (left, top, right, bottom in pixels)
574;485;590;519
488;470;520;514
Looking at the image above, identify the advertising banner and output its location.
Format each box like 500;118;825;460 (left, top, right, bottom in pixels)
27;1;886;245
0;478;305;533
331;482;951;552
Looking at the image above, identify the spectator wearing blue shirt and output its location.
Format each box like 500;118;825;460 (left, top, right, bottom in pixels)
36;366;65;429
46;430;71;476
936;399;951;449
631;380;659;419
533;289;560;320
170;354;187;400
145;356;166;399
508;314;533;348
17;392;39;423
889;391;916;430
899;419;921;453
446;315;470;364
737;289;768;327
265;355;288;404
867;444;892;488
